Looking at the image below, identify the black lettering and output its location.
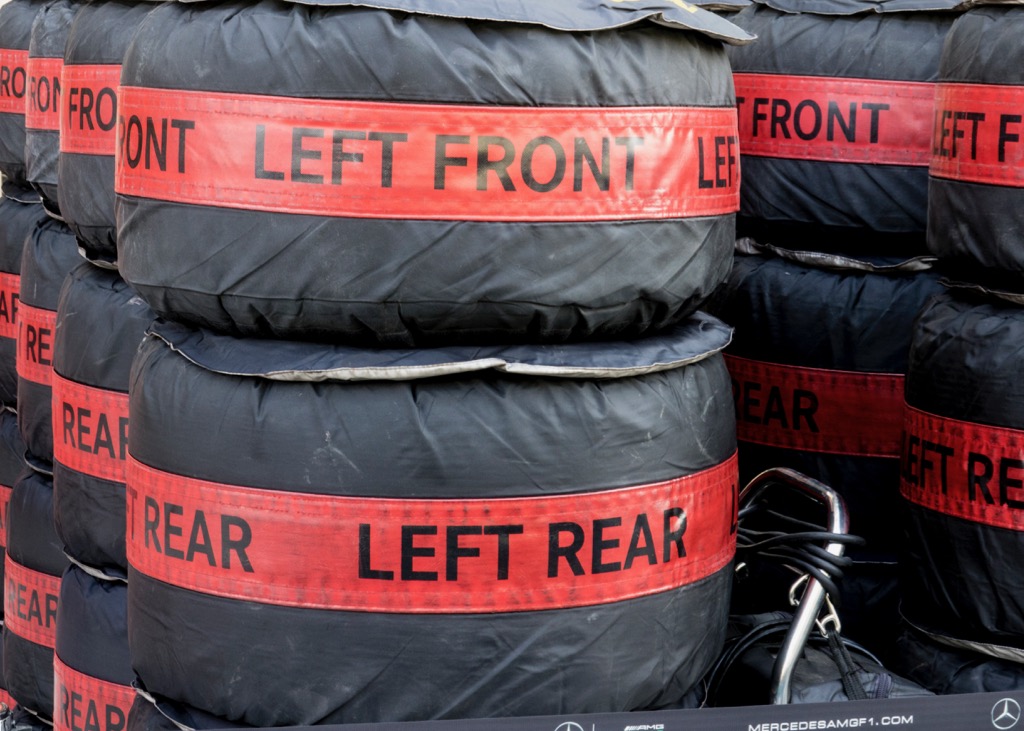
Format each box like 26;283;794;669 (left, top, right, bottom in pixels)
144;496;160;552
185;508;216;566
826;101;856;142
793;99;822;141
106;704;126;731
484;524;523;580
742;380;761;423
548;522;585;577
145;117;167;171
476;135;516;191
573;137;610;192
357;523;394;580
591;517;622;574
254;124;285;180
968;451;994;504
663;507;687;561
862;102;890;144
445;525;482;581
401;525;438;581
76;406;92;454
170;119;194;173
521;136;566;193
291;127;324;184
792;389;819;433
331;129;365;185
84;698;100;731
368;131;407;188
62;402;75;449
163;502;185;559
1000;457;1024;510
999;114;1021;163
221;514;254;572
697;137;713;190
124;115;143;169
614;136;643;190
434;134;469;189
752;97;769;138
762;386;789;429
623;513;657;570
95;87;117;131
771;98;792;139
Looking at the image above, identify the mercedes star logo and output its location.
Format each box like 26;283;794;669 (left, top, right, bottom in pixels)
554;723;587;731
993;698;1022;730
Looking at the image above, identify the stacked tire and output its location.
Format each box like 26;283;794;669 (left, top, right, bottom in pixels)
51;4;159;731
893;4;1024;694
718;0;959;662
114;1;748;726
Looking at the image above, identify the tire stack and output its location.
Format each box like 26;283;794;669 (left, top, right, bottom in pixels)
0;1;52;715
894;4;1024;694
6;0;83;727
51;5;158;731
115;1;748;727
716;0;958;661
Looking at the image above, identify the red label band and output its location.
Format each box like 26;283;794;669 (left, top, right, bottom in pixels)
0;483;11;550
16;303;56;387
114;86;740;221
901;405;1024;531
726;355;905;458
0;49;28;115
930;83;1024;187
52;375;129;483
4;555;60;648
734;73;934;166
0;271;19;340
54;655;134;731
126;453;738;614
60;65;121;155
26;57;63;132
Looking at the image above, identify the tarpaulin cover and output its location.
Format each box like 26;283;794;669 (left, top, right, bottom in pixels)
727;4;957;254
705;246;945;659
0;407;27;606
16;216;82;464
893;623;1024;694
757;0;992;14
126;316;738;725
53;264;154;574
0;0;50;187
25;0;79;210
0;182;47;407
58;1;156;260
176;0;755;42
900;290;1024;650
116;0;739;345
55;566;134;731
927;6;1024;283
4;468;69;719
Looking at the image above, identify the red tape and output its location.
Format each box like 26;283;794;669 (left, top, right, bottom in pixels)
0;483;10;550
54;655;134;731
726;355;904;458
0;49;28;115
60;64;121;155
901;405;1024;531
52;374;129;483
0;271;19;341
734;73;934;166
16;303;56;387
126;453;738;613
26;57;62;132
114;86;739;221
4;555;60;648
930;82;1024;187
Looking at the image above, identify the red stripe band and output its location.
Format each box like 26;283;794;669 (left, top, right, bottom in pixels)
901;405;1024;530
52;375;129;483
16;303;56;387
113;86;740;221
4;555;59;648
726;355;904;458
0;689;13;711
0;49;28;115
26;57;62;132
54;655;134;731
734;73;934;166
60;65;121;155
0;272;19;340
126;453;738;614
0;483;11;550
930;82;1024;187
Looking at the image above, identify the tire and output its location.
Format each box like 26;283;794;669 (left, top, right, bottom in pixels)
126;315;738;725
116;0;738;344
